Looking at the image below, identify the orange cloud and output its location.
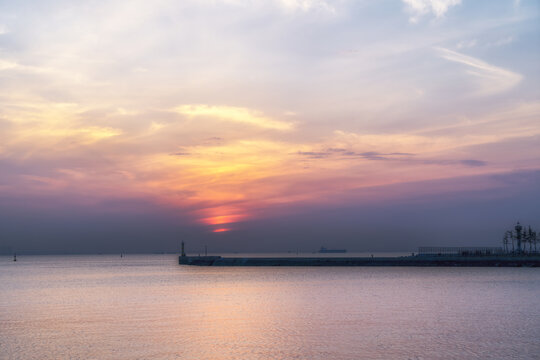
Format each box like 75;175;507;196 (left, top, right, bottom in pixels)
202;214;246;225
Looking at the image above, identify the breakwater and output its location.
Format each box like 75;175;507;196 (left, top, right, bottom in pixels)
179;255;540;267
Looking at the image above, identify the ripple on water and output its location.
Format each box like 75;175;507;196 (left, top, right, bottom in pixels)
1;255;539;360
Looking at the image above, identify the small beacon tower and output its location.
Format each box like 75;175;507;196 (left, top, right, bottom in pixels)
181;241;186;257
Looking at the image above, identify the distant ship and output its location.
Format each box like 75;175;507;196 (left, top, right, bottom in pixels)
318;246;347;253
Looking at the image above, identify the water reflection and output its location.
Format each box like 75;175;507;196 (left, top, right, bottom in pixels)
1;255;539;359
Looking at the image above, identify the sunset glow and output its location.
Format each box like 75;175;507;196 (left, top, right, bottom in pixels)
2;3;539;360
0;0;538;251
203;215;246;226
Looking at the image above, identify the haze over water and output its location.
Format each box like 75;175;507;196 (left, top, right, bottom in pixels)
1;255;539;360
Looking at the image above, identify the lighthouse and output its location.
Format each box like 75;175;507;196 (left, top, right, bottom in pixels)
515;222;523;254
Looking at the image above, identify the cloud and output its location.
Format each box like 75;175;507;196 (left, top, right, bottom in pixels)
357;152;414;160
297;151;330;158
0;0;537;248
0;59;19;71
295;145;491;170
486;36;514;48
221;0;339;13
402;0;461;22
456;39;477;49
31;126;122;144
436;47;522;95
296;149;416;161
174;105;293;131
277;0;336;13
460;159;487;167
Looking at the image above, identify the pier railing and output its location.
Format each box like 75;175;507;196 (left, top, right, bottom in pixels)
418;247;504;256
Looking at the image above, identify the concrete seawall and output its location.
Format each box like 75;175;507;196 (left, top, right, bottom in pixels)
179;255;540;267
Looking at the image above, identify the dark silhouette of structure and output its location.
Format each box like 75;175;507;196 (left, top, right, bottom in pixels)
318;246;347;253
418;247;503;256
503;222;537;255
515;222;523;253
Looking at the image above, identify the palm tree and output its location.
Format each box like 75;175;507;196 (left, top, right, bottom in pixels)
503;231;509;253
522;230;529;254
528;227;533;253
530;227;537;254
528;228;533;254
534;229;538;254
510;230;515;254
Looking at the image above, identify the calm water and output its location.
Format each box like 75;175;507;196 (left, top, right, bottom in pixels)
1;255;539;360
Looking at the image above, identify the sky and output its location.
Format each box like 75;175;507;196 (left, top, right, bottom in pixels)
0;0;539;254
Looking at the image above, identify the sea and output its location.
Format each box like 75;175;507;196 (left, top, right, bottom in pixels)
1;254;539;360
